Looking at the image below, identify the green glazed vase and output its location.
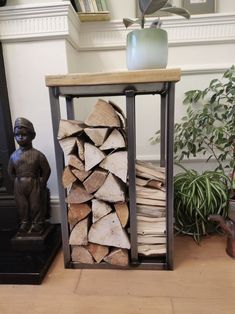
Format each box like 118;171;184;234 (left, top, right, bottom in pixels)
126;28;168;70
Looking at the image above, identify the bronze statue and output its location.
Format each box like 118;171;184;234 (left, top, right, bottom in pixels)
8;117;51;235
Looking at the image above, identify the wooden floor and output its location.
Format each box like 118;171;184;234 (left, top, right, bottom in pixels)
0;234;235;314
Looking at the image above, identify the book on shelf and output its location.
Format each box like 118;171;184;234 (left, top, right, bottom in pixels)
83;0;92;12
100;0;108;11
95;0;103;11
75;0;85;12
75;0;108;13
92;0;98;12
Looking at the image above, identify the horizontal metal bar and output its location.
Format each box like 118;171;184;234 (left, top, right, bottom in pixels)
67;260;168;270
57;83;168;97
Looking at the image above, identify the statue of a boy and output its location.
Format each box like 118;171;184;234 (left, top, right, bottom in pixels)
8;117;51;235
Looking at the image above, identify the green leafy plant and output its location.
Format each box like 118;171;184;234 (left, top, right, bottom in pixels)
174;65;235;194
174;166;229;243
123;0;190;29
151;65;235;193
150;66;235;242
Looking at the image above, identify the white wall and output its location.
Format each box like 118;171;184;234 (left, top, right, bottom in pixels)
7;0;61;4
0;1;235;221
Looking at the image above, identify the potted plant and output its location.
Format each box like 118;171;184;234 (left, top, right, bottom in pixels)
151;65;235;241
174;165;229;243
173;65;235;193
123;0;190;70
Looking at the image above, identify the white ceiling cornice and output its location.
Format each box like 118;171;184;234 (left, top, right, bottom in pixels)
0;1;81;49
0;2;235;50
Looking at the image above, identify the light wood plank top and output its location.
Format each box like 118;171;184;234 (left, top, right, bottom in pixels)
45;68;181;87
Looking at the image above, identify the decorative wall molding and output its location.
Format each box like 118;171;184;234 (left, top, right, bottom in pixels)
181;64;232;75
79;13;235;50
0;3;235;51
0;1;80;49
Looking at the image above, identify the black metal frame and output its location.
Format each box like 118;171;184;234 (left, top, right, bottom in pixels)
0;42;15;195
48;79;175;270
0;42;18;231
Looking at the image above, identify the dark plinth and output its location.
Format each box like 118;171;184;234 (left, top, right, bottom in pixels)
0;196;18;231
11;224;55;251
0;224;61;285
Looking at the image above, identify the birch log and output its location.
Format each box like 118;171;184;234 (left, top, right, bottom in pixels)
103;248;129;266
86;243;109;263
85;99;121;127
69;218;89;245
57;119;85;139
94;173;125;203
88;212;130;249
84;143;106;171
84;128;109;146
71;246;94;264
91;199;112;223
83;169;108;194
100;151;127;183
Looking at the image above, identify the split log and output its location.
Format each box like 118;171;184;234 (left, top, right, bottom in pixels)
71;168;91;182
100;151;127;183
84;142;106;171
108;100;127;127
136;177;165;191
68;203;91;227
138;234;166;244
137;217;166;236
100;129;126;151
69;218;89;245
136;161;165;181
136;186;166;201
84;128;109;146
86;243;109;263
137;205;165;218
88;212;131;249
62;166;77;188
114;202;129;228
103;248;129;266
91;199;112;223
83;169;108;194
85;99;121;127
57;119;85;139
136;197;166;207
71;246;94;264
94;173;125;203
68;154;84;171
76;137;85;161
59;137;77;162
138;244;166;256
66;183;93;204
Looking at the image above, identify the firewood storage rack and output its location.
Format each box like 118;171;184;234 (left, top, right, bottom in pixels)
45;68;181;270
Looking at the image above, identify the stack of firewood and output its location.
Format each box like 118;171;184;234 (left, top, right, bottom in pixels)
58;98;166;265
136;161;166;256
58;99;130;266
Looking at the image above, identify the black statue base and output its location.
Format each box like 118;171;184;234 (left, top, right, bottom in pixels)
11;223;55;251
0;224;61;285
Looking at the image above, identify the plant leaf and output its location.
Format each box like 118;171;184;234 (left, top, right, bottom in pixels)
139;0;168;15
160;6;190;19
123;18;139;28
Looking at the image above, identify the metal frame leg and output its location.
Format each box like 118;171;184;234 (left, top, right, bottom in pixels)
125;89;138;263
166;83;175;270
49;87;71;267
66;96;75;120
160;93;166;167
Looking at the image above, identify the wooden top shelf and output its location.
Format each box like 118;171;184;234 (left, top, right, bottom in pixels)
45;68;181;87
